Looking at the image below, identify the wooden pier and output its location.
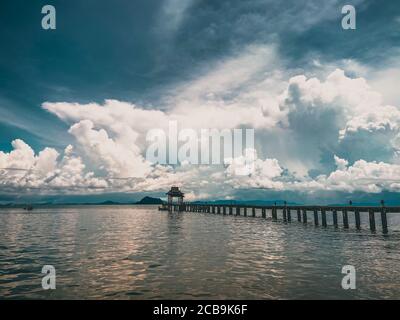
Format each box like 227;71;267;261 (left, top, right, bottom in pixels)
167;201;397;234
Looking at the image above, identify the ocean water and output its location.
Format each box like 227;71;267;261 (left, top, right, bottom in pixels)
0;205;399;299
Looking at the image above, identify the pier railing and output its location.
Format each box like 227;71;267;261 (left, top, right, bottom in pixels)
165;202;398;234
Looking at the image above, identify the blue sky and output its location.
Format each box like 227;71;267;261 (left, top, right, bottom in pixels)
1;0;400;203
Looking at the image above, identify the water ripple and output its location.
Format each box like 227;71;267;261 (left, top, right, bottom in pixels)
0;206;399;299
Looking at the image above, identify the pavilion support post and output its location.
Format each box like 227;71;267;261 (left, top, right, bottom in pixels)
333;210;338;228
369;210;376;232
343;209;349;229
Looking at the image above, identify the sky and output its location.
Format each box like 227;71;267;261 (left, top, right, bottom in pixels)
1;0;400;204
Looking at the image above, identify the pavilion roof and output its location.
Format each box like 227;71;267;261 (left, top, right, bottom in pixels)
166;186;184;197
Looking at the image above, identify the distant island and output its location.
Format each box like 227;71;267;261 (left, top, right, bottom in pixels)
135;196;164;205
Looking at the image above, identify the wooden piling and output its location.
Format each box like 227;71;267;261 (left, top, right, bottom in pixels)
182;202;394;235
313;209;319;226
355;210;361;230
369;210;376;232
381;207;388;234
272;208;277;220
333;210;338;228
343;209;349;229
321;209;327;227
302;209;307;224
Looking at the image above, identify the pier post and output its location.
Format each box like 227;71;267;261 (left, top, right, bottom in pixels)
297;209;301;222
272;207;277;220
343;209;349;229
229;207;233;215
252;207;256;217
262;208;266;218
313;209;319;226
212;206;215;214
321;209;327;227
302;209;307;224
381;200;388;234
236;207;240;216
355;210;361;230
283;207;287;222
369;210;376;232
223;206;226;215
333;210;338;228
217;206;221;214
287;208;291;222
244;207;247;217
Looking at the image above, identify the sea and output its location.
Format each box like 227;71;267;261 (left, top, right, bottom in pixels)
0;205;399;299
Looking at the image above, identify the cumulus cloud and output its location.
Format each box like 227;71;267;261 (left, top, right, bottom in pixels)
225;148;284;189
3;49;400;199
312;159;400;193
0;141;107;193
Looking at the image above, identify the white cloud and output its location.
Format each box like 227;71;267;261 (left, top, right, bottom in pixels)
0;142;108;193
313;159;400;193
3;47;400;199
225;148;284;190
